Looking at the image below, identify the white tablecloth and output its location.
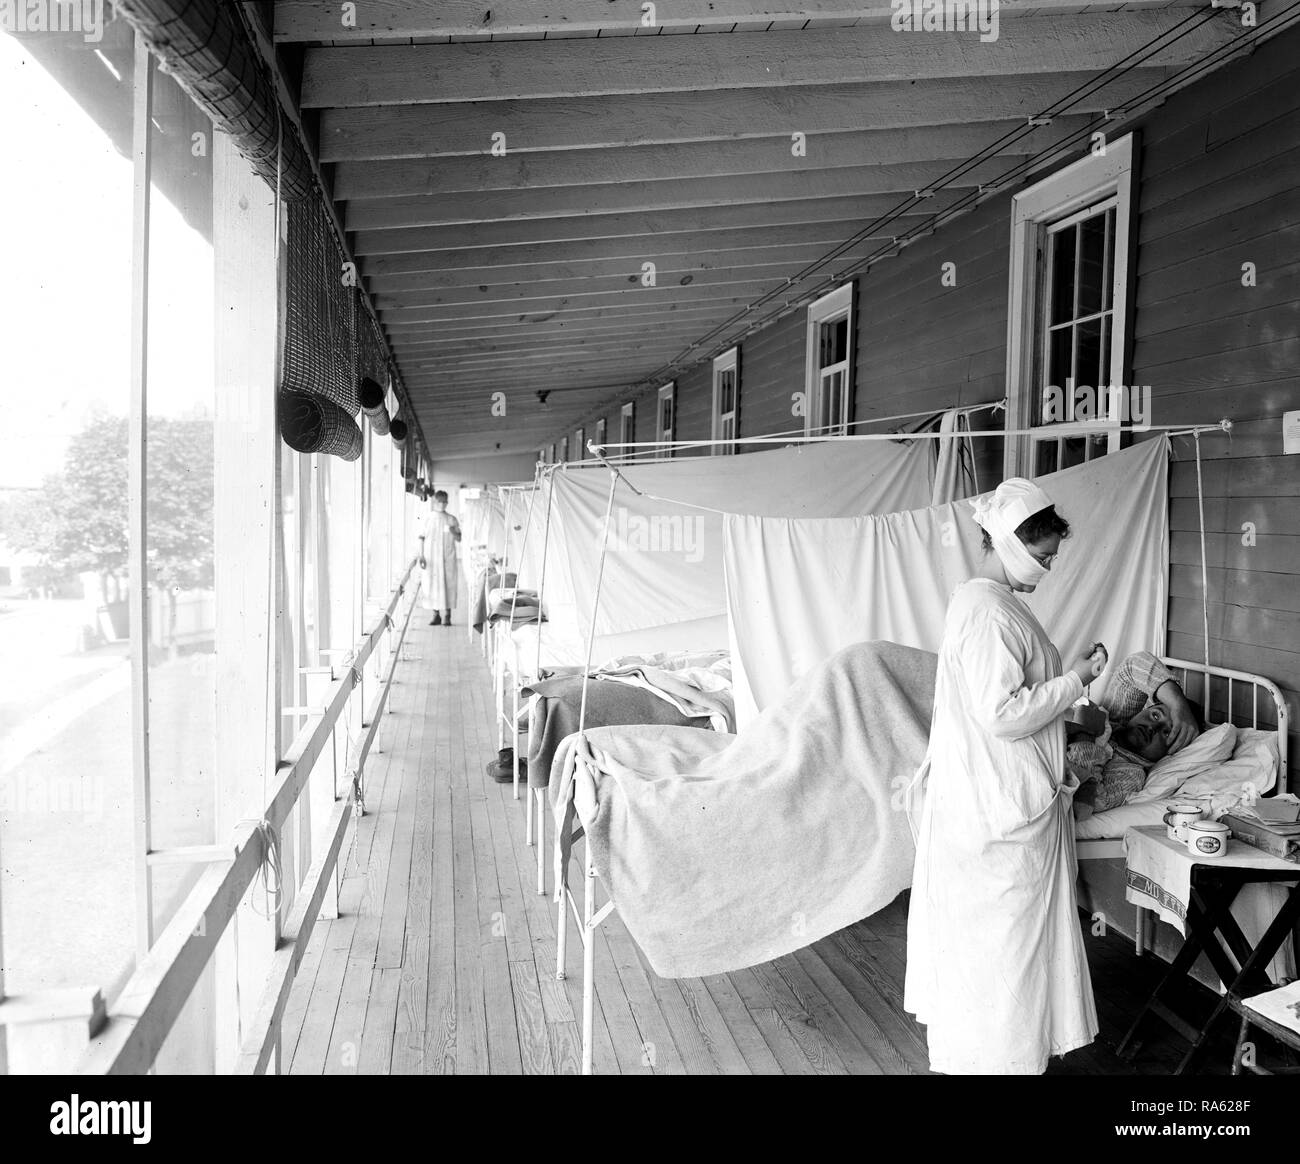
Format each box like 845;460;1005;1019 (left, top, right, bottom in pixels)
1123;825;1298;984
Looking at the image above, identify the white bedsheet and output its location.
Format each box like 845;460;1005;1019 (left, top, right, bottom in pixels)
1075;727;1279;841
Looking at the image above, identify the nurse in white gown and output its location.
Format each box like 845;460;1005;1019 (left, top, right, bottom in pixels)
904;478;1108;1074
420;490;461;625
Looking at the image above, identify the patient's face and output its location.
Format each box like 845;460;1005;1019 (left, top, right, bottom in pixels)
1115;704;1173;763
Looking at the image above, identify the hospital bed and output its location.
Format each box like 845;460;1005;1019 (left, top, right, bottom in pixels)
1073;656;1290;958
492;600;733;893
551;646;1289;1073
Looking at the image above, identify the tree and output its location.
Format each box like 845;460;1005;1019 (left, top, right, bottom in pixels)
0;413;215;643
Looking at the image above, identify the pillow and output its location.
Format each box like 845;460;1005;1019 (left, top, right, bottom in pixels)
1128;722;1237;803
1178;726;1279;802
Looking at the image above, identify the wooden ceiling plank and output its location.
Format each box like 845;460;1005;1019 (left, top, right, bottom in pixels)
343;157;1021;230
303;15;1237;106
357;219;922;276
374;260;858;312
273;1;1207;42
381;286;807;326
331;118;1090;199
352;195;957;254
365;244;875;293
388;312;757;344
395;321;727;349
318;72;1172;161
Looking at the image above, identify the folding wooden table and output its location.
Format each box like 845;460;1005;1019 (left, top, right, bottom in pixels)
1116;824;1300;1074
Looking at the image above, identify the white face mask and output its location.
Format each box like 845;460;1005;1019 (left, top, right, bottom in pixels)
990;527;1049;590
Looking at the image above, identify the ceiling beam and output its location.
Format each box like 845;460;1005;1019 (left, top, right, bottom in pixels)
273;1;1206;42
333;119;1088;199
319;72;1168;161
303;15;1237;105
353;194;959;254
343;157;1020;230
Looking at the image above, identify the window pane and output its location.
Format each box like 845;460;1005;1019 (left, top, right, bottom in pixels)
1077;211;1109;319
1102;207;1115;312
1047;326;1073;400
1076;316;1104;396
1049;224;1077;326
1035;441;1060;476
0;23;138;1030
146;63;216;870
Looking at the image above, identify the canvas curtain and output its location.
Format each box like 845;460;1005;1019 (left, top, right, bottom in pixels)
548;439;934;642
723;437;1170;727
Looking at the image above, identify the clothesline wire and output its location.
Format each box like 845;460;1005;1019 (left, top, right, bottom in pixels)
591;419;1232;452
578;422;1227;563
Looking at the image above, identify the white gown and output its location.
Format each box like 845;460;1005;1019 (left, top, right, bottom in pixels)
420;509;459;611
904;577;1098;1074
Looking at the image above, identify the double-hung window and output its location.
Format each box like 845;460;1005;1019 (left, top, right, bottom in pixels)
1005;133;1136;477
594;416;607;450
656;383;676;457
805;285;853;437
712;347;739;454
571;426;585;462
620;401;635;451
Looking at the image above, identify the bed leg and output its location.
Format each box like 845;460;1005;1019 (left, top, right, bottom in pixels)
536;792;546;895
513;689;521;804
1135;906;1147;956
582;857;596;1076
525;776;534;844
556;863;568;981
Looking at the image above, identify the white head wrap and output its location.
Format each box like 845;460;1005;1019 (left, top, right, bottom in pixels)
970;478;1056;588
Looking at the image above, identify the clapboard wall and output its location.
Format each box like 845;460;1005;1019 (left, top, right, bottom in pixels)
587;30;1299;787
1130;32;1300;790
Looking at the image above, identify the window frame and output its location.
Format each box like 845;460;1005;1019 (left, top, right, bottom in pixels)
594;416;607;450
711;346;740;454
1005;132;1136;478
804;284;854;438
656;383;676;457
572;426;585;462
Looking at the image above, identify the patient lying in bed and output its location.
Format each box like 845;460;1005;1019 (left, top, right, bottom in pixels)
1068;651;1204;818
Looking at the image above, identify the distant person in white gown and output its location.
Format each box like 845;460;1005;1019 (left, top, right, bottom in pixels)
421;490;461;626
904;477;1109;1074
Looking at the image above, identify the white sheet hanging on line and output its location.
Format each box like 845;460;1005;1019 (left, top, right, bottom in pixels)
724;436;1170;727
550;438;933;640
931;408;978;506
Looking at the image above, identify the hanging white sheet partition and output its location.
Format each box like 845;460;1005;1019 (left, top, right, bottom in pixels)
550;439;934;648
724;436;1170;726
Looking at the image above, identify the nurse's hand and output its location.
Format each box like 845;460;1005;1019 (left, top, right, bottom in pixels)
1069;647;1107;686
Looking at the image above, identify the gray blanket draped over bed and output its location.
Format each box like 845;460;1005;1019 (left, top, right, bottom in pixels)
523;675;705;790
550;640;938;979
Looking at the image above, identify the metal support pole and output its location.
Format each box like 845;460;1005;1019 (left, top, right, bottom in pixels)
128;34;155;961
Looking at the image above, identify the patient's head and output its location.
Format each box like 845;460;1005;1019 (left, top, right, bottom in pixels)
1113;704;1177;764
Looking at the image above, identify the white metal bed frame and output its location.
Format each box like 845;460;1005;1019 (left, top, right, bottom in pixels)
1075;654;1289;958
555;654;1290;1074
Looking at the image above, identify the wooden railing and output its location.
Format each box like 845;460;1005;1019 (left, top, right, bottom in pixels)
77;560;421;1074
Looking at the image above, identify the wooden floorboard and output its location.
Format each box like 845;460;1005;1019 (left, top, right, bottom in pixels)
281;619;1247;1076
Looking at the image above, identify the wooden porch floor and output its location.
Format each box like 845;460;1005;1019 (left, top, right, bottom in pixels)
283;621;1239;1075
